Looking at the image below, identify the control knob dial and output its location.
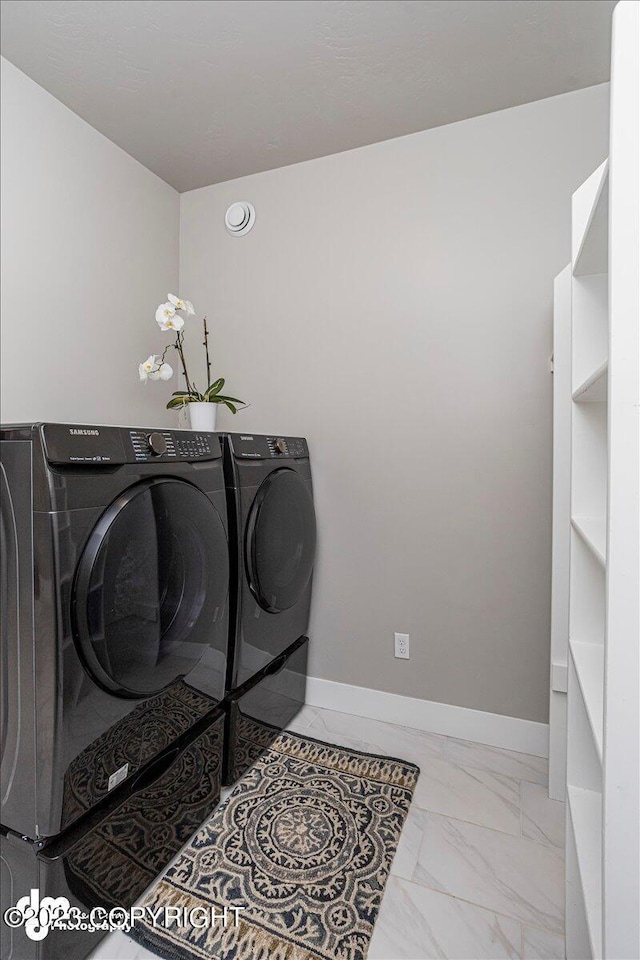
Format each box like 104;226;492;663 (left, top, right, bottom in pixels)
274;438;287;455
147;432;167;456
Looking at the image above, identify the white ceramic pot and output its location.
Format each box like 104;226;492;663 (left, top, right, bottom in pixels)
187;402;217;432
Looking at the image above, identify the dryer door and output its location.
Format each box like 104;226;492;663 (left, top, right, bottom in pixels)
245;468;316;613
73;478;228;698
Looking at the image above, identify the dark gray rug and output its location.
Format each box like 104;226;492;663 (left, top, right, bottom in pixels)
131;728;419;960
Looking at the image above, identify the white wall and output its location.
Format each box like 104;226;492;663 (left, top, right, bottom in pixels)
180;84;610;723
0;58;179;427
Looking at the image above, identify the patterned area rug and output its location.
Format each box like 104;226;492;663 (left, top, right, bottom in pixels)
131;729;419;960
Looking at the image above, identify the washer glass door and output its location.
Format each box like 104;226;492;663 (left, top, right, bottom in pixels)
245;468;316;613
73;478;228;697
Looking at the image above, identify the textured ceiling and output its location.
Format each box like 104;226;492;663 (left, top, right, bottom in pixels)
0;0;616;192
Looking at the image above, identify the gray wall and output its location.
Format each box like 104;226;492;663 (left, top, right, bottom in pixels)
1;58;179;427
180;84;609;723
0;57;609;724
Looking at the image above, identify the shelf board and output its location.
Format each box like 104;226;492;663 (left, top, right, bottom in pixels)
571;273;608;393
551;660;568;693
569;640;604;757
572;361;608;402
572;517;607;568
573;160;609;276
567;785;603;958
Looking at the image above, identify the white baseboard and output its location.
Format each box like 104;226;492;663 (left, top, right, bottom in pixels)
305;676;549;758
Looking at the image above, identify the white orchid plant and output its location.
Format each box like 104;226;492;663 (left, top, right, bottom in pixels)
139;294;245;414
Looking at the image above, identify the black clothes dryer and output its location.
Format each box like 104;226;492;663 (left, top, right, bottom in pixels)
221;433;316;782
0;423;230;843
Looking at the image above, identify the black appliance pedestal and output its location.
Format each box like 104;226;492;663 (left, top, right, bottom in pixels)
1;709;224;960
223;636;308;785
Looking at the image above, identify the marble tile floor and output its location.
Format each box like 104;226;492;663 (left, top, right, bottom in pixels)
90;704;565;960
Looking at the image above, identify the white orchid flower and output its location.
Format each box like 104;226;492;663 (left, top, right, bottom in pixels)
156;302;185;332
158;362;173;381
160;314;184;332
139;355;161;383
168;294;195;315
156;301;175;323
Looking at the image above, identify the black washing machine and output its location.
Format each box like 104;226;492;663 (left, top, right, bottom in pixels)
221;433;316;782
1;422;229;957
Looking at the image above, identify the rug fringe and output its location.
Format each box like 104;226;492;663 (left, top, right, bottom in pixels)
136;910;321;960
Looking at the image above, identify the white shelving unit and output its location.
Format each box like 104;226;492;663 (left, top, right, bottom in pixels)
563;4;639;959
548;264;571;801
565;153;608;960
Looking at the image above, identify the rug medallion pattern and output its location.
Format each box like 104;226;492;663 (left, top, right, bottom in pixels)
132;729;419;960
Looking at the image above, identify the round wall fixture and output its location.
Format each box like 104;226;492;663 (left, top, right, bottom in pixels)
225;201;255;236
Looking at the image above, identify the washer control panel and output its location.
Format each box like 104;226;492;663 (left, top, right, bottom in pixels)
129;429;217;462
228;434;308;460
41;423;220;465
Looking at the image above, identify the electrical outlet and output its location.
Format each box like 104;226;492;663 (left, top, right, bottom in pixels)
394;632;410;659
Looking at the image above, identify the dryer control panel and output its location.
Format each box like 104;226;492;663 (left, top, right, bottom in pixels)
227;434;309;460
42;423;221;465
128;429;217;463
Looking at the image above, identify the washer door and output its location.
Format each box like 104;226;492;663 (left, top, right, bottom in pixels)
73;478;228;698
245;468;316;613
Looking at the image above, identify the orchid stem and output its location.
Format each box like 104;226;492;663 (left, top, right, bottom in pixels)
202;315;212;388
175;331;195;396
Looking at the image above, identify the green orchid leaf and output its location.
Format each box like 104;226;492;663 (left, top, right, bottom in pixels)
214;395;245;404
205;378;225;399
167;392;201;408
223;401;238;414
